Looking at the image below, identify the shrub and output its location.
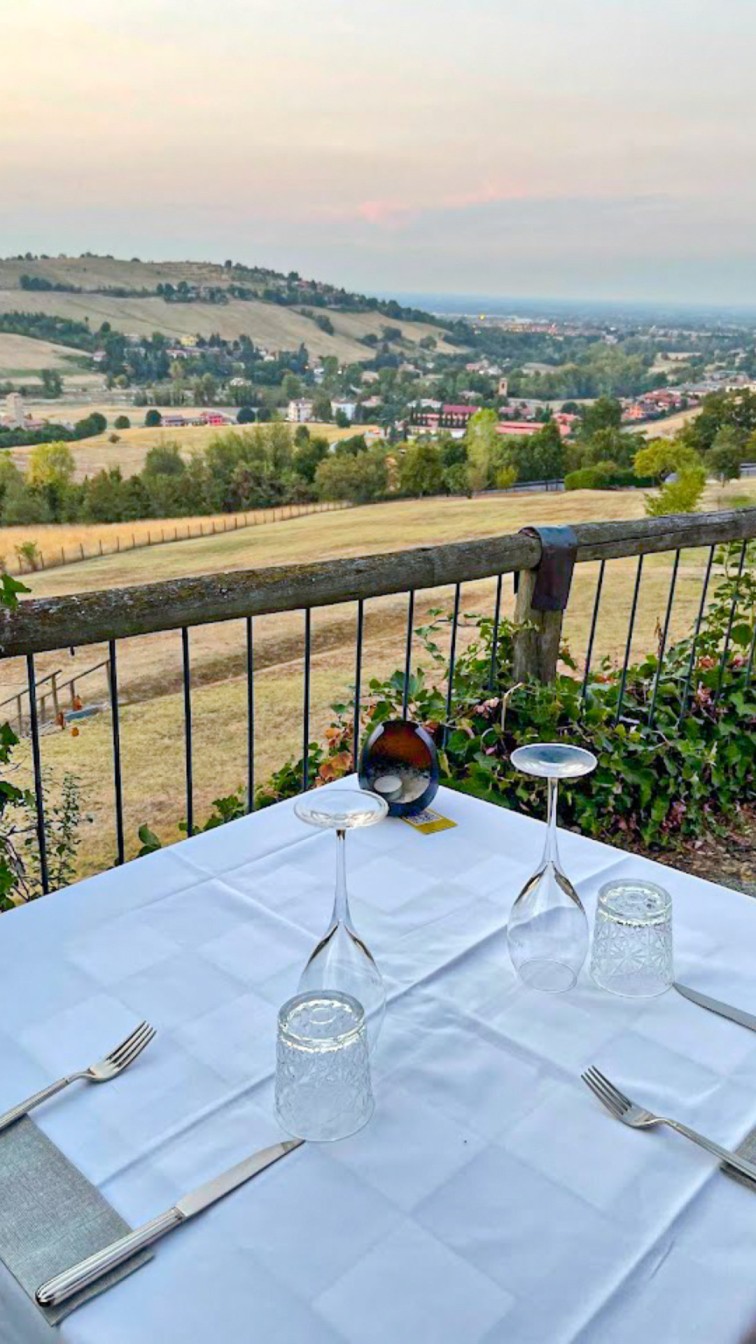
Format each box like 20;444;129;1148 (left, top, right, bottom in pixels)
141;545;756;854
144;408;162;427
565;462;654;491
114;415;131;429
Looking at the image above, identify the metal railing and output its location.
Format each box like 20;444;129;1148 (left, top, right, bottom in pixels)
1;506;755;895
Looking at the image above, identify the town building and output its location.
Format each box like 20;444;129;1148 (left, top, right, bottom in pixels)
331;399;357;422
4;392;25;427
286;399;315;423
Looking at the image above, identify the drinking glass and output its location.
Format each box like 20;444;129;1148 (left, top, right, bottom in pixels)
294;789;388;1049
590;879;673;996
507;743;597;993
275;991;373;1141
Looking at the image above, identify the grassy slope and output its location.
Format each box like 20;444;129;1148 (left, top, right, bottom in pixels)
6;482;754;875
0;333;89;376
0;275;455;362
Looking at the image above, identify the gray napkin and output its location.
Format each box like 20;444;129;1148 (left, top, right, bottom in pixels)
0;1116;153;1326
722;1124;756;1192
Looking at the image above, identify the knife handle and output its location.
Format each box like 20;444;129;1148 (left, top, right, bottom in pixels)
36;1207;184;1308
668;1121;756;1184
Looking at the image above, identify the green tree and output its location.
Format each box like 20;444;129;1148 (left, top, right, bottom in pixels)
236;406;256;424
315;447;388;502
114;414;131;429
282;373;302;401
634;438;706;516
143;442;185;477
27;441;75;492
708;426;745;483
399;442;445;496
40;368;63;397
293;434;329;484
312;391;332;422
82;468;125;522
579;397;622;437
464;409;500;490
502;421;565;483
144;408;162;427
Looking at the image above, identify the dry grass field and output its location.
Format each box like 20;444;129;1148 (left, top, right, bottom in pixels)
0;502;345;574
9;420;379;483
4;481;754;877
0;290;452;364
0;256;457;361
636;407;702;438
0;333;89;376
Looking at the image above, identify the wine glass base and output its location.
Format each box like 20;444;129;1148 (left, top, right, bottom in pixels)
516;958;578;994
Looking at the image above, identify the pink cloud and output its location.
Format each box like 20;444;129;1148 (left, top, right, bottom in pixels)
322;180;530;231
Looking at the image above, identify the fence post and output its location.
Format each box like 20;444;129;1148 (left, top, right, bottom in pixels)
16;694;23;734
512;527;577;684
50;672;60;720
80;543;85;561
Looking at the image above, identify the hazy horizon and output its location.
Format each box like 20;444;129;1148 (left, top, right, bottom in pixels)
3;0;756;307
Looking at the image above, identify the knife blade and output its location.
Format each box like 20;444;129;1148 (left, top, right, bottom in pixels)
674;981;756;1032
36;1138;303;1309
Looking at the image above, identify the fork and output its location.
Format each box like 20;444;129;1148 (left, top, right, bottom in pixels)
0;1021;156;1135
582;1065;756;1185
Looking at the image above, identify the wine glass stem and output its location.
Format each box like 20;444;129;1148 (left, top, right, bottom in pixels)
540;778;561;868
331;827;352;928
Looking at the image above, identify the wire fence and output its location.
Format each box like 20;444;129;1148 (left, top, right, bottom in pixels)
4;501;349;576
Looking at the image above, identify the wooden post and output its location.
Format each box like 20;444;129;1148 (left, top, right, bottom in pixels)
69;678;77;707
50;672;60;721
16;694;23;734
512;570;565;683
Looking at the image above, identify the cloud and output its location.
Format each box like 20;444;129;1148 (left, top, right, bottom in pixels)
340;180;530;231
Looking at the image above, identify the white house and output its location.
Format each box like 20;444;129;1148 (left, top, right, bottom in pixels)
286;399;314;423
331;399;357;421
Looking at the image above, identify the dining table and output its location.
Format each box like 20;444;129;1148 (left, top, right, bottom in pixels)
1;778;756;1344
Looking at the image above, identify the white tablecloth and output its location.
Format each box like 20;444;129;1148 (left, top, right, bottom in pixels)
2;781;756;1344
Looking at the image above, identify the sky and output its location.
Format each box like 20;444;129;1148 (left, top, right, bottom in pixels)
3;0;756;306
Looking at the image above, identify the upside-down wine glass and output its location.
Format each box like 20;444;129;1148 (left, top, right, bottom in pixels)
294;789;388;1049
507;743;597;993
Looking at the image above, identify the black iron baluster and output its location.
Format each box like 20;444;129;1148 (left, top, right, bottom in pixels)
444;583;461;745
714;540;747;704
26;653;49;894
679;545;715;718
402;590;415;720
302;609;311;791
353;599;364;768
745;620;756;689
614;555;644;725
246;617;255;812
488;574;503;691
648;549;681;728
108;640;124;865
181;627;193;837
581;560;606;706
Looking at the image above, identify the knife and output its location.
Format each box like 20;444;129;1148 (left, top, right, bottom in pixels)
36;1138;303;1309
674;981;756;1032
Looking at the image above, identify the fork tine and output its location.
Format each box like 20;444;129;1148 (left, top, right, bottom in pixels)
113;1026;156;1073
107;1022;150;1066
581;1071;623;1116
590;1066;633;1110
583;1069;625;1116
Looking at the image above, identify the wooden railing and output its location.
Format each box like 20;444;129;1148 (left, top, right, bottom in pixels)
1;505;755;892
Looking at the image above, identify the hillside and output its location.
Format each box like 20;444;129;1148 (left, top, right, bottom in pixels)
0;332;91;377
0;255;458;361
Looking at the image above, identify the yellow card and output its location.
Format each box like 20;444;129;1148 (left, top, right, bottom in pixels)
400;808;457;835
